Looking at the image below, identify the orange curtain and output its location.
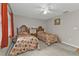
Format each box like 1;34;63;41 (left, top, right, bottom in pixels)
1;3;8;48
10;12;14;38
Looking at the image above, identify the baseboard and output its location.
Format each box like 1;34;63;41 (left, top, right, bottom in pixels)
61;41;79;48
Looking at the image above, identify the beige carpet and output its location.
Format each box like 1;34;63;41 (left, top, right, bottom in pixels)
0;41;79;56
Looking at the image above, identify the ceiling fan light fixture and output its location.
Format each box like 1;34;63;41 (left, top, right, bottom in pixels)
43;8;50;14
39;4;54;15
43;10;48;14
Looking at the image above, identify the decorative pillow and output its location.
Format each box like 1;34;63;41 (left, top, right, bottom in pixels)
38;31;44;34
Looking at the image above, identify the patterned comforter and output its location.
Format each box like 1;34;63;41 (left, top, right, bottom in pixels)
9;35;39;56
37;31;58;45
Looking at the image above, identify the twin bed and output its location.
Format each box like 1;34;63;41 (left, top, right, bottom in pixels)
8;25;59;56
36;26;58;45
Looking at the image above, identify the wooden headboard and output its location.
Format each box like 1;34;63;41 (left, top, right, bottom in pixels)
17;25;30;35
36;26;44;33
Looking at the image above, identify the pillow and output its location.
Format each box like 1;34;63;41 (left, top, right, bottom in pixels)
38;31;44;34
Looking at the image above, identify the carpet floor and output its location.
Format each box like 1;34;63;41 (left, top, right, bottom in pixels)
0;41;79;56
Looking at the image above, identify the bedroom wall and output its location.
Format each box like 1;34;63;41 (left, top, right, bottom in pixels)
13;15;48;35
46;10;79;48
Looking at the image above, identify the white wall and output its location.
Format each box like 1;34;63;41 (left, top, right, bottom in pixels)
14;15;47;35
47;10;79;48
13;9;79;48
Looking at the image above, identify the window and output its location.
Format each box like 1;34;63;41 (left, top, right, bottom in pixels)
0;4;14;48
8;12;11;37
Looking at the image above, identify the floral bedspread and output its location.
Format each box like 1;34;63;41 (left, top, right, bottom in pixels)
9;35;39;56
37;31;58;45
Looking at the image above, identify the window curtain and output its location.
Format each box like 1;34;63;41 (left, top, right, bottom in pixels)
1;3;8;48
0;16;1;47
10;12;14;38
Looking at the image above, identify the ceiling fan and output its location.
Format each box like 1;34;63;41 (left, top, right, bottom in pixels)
36;3;57;15
36;3;69;15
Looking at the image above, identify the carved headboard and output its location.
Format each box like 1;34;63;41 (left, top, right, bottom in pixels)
17;25;30;35
36;26;44;33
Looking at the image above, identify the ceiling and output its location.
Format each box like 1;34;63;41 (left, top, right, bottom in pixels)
10;3;79;20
